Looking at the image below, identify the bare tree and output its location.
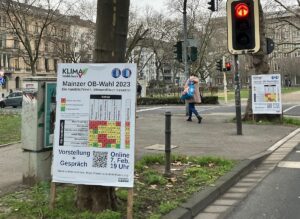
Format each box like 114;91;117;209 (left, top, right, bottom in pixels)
76;0;130;212
0;0;70;76
53;19;95;63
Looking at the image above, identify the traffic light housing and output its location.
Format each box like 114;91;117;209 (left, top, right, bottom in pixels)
216;59;223;71
173;41;182;62
208;0;216;12
225;62;231;71
227;0;260;54
190;47;197;62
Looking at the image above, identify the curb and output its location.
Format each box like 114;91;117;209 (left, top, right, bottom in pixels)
162;151;271;219
0;141;21;148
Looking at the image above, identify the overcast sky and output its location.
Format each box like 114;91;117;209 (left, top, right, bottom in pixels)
130;0;295;13
131;0;168;13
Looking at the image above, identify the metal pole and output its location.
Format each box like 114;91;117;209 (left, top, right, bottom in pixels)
222;56;228;104
183;0;188;79
183;0;189;116
164;111;172;176
234;55;242;135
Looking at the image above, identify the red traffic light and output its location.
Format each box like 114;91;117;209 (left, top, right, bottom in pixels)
225;62;231;71
235;3;249;18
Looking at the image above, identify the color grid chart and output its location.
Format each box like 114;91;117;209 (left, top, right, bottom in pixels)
88;95;122;148
61;98;66;111
125;99;131;149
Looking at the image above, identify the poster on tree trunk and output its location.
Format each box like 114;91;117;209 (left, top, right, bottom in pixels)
52;63;136;188
251;74;282;114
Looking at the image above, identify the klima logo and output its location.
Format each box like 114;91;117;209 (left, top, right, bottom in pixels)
62;68;88;78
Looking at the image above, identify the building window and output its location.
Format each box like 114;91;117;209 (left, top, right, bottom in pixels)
34;22;39;33
14;38;19;49
274;63;280;71
0;16;6;27
0;36;3;48
52;26;57;36
14;58;20;70
45;58;49;72
45;42;48;52
54;59;58;72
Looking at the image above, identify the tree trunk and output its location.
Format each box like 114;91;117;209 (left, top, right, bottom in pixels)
76;0;130;212
31;63;37;76
243;1;270;120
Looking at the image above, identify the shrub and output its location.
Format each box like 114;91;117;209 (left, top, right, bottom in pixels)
137;96;218;105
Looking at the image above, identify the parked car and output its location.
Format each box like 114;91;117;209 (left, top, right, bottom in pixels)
0;91;23;108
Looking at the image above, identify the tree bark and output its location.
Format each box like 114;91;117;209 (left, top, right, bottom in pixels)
76;0;130;212
243;1;270;120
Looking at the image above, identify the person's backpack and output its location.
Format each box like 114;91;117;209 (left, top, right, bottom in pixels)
180;81;195;100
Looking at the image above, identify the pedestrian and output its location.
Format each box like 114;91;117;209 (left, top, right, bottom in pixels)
185;73;202;123
137;83;142;98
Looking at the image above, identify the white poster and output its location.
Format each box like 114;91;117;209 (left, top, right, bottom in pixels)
52;63;136;188
252;74;282;114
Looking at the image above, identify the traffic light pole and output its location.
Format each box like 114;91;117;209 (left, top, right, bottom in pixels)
222;56;228;104
234;55;242;135
183;0;189;115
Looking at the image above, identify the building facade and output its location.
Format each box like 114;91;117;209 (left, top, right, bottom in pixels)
0;4;94;94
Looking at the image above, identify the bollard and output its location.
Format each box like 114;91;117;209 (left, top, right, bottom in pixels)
164;111;172;176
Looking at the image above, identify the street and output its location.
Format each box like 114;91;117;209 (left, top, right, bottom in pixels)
226;143;300;219
137;102;300;117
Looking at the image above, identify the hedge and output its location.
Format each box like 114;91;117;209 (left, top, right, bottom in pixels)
137;96;218;105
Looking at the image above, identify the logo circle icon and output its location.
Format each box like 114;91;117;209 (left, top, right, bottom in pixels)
112;68;121;78
122;68;132;78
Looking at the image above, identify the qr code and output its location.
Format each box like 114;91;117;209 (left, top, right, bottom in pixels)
92;151;108;168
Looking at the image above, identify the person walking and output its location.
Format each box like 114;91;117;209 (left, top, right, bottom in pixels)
185;73;202;123
137;83;142;98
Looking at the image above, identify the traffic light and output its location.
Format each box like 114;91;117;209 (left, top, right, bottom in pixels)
216;59;222;71
227;0;260;54
225;62;231;71
190;47;197;62
173;41;182;62
207;0;216;12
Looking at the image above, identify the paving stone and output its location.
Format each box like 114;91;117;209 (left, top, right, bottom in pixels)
222;192;247;199
194;213;219;219
213;199;239;206
228;187;250;193
203;205;231;213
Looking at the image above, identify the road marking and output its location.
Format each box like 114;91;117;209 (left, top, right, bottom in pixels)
296;151;300;153
136;107;163;112
283;105;300;113
278;161;300;169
